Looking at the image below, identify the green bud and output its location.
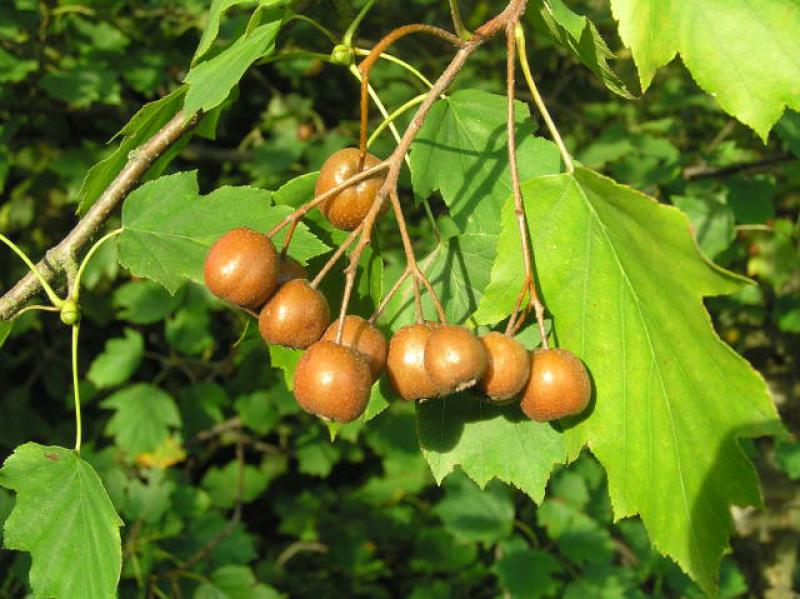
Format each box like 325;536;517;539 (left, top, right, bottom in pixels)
330;44;354;67
60;298;81;326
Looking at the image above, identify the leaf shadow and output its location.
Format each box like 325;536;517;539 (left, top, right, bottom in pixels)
416;391;530;453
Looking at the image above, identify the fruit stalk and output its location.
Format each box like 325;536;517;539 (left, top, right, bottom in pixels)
357;24;466;164
503;22;549;348
266;160;389;239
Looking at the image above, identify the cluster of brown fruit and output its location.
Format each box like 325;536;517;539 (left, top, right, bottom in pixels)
385;324;590;422
204;148;591;424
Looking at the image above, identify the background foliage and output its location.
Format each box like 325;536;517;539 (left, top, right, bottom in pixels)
0;0;798;597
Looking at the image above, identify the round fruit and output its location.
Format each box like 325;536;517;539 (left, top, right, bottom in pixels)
294;341;371;422
424;325;487;394
520;348;591;422
277;255;308;284
315;148;386;231
323;315;387;380
204;228;279;308
258;279;330;348
386;323;438;401
479;332;530;401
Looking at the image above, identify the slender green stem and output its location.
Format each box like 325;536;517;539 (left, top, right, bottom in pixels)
449;0;472;40
14;304;60;319
284;14;339;44
259;50;334;66
343;0;377;45
515;25;574;173
0;233;63;307
354;48;434;88
367;94;426;147
72;322;82;453
74;228;123;301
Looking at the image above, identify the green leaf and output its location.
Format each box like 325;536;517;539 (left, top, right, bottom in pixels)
77;88;186;213
119;171;327;294
433;471;514;543
101;384;182;456
671;193;735;259
411;89;562;233
194;565;283;599
87;328;144;389
776;109;800;158
40;61;121;109
610;0;800;138
529;0;633;98
417;394;565;504
194;0;287;64
235;392;280;435
166;301;214;356
775;440;800;480
0;47;36;83
477;167;783;592
0;443;122;599
184;20;282;115
202;461;271;508
112;280;183;324
0;319;12;347
494;548;563;599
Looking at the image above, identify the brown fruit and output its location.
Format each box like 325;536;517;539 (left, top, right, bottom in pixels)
293;341;372;422
479;332;530;401
315;148;386;231
323;315;387;380
258;279;330;348
204;228;279;308
424;325;488;394
277;255;308;284
520;349;591;422
386;323;438;401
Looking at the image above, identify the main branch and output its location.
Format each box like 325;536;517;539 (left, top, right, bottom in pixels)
0;111;200;321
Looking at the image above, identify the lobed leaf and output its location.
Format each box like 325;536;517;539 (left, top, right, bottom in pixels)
0;443;122;599
118;171;328;294
476;167;783;592
610;0;800;139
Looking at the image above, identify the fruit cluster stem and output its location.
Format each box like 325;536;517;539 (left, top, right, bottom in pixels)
357;24;466;165
503;22;549;348
266;160;389;240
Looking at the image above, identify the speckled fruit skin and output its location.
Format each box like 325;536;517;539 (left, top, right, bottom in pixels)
293;341;371;423
204;228;279;308
315;148;387;231
323;315;387;380
424;325;487;395
520;348;591;422
258;279;330;349
479;332;530;401
277;255;308;284
386;323;438;401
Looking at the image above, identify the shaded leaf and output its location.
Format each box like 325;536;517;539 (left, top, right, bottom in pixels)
101;384;181;456
87;328;144;389
417;394;565;504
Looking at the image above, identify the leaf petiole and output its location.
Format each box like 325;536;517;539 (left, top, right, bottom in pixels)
514;24;575;174
343;0;377;46
0;234;64;308
73;228;123;301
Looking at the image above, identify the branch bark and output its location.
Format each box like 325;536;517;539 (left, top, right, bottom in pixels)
0;111;200;321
